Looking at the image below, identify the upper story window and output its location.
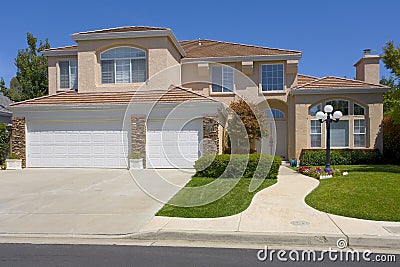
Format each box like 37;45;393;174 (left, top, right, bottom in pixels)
211;65;234;93
354;103;365;115
326;99;349;115
266;109;285;119
59;60;77;89
100;47;146;84
261;64;284;91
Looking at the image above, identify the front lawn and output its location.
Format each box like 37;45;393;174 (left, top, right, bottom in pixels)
157;177;276;218
305;165;400;221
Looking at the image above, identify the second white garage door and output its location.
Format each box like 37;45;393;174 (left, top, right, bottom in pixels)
27;121;128;168
146;120;202;168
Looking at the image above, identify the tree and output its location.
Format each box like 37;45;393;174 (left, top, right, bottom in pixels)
381;41;400;124
225;98;268;153
0;123;10;164
14;32;50;101
0;77;23;102
382;41;400;79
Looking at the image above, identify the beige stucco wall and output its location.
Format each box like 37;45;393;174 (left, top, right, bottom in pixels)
49;36;182;94
181;60;296;106
48;56;78;95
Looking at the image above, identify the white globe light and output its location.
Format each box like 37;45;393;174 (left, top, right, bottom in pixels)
323;113;328;120
333;110;343;120
316;111;325;120
324;105;334;113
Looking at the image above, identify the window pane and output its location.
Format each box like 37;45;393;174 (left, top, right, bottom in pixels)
211;66;223;92
101;60;115;84
59;61;70;89
222;66;233;92
326;100;349;115
330;120;349;147
101;47;145;59
354;103;365;115
310;103;322;116
311;135;322;148
354;134;366;147
261;64;284;91
132;58;146;82
69;60;78;89
266;109;284;119
310;120;321;147
115;59;130;83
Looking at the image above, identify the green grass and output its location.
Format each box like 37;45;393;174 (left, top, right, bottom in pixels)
305;165;400;222
157;177;277;218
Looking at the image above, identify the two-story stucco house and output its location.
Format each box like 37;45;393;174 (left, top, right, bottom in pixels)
9;26;388;169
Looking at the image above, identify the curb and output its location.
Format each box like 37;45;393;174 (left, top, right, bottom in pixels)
130;230;345;247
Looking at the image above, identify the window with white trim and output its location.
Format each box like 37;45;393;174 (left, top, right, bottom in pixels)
326;99;349;115
59;60;77;89
261;64;284;91
100;47;146;84
211;65;234;93
354;119;366;147
310;120;322;147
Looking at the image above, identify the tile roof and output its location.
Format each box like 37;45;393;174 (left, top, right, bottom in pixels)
9;86;216;107
44;45;77;52
294;75;387;90
75;26;169;35
180;39;301;59
0;93;12;115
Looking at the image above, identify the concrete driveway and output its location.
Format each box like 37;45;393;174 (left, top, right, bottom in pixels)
0;168;191;236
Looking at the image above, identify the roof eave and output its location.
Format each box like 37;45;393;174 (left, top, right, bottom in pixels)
290;87;390;95
181;53;302;63
42;50;78;57
70;29;186;57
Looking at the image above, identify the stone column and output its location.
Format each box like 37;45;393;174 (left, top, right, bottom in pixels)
11;117;26;168
203;115;219;156
131;116;146;168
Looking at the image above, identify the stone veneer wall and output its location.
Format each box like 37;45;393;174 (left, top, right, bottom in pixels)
131;116;146;168
203;116;219;155
11;117;26;167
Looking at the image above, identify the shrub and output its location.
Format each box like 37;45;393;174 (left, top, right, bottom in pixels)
383;116;400;164
0;123;10;164
194;154;281;179
8;153;20;160
129;152;143;159
301;149;383;166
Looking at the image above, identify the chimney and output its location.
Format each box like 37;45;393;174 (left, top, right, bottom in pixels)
354;49;380;85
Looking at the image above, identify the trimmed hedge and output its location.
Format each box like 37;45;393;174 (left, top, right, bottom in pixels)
194;154;281;179
301;149;383;166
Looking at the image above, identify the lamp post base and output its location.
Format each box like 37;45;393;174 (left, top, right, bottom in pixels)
324;166;332;173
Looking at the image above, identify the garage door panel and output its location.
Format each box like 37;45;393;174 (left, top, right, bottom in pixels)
146;120;201;169
27;122;127;168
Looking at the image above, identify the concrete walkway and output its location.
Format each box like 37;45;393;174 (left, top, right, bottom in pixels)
138;166;400;248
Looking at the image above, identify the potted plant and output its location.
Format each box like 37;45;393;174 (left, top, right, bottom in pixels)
129;152;144;170
6;153;22;170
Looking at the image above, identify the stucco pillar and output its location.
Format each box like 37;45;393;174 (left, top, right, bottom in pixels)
11;117;26;168
203;115;219;156
131;116;146;168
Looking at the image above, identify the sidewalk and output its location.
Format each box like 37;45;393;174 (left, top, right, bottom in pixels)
135;166;400;249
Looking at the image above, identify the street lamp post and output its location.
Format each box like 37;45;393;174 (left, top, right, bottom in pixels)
316;105;343;173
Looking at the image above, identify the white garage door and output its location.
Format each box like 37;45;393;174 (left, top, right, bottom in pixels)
27;122;128;168
146;120;201;168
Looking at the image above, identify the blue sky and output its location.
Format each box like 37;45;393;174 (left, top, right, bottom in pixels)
0;0;398;86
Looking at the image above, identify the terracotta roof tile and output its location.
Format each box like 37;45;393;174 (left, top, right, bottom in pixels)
180;39;301;58
295;76;387;90
297;74;319;87
75;26;168;35
10;86;216;107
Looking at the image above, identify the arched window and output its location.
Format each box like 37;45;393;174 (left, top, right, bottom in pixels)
100;47;146;84
266;109;285;119
309;99;367;148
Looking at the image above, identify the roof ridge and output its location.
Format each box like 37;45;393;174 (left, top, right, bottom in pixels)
75;26;169;35
323;75;386;87
298;73;319;79
169;85;218;102
44;45;78;51
9;91;73;106
296;76;325;89
179;39;301;54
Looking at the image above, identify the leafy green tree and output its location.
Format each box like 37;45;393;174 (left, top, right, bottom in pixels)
0;77;23;102
382;41;400;124
15;32;50;101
